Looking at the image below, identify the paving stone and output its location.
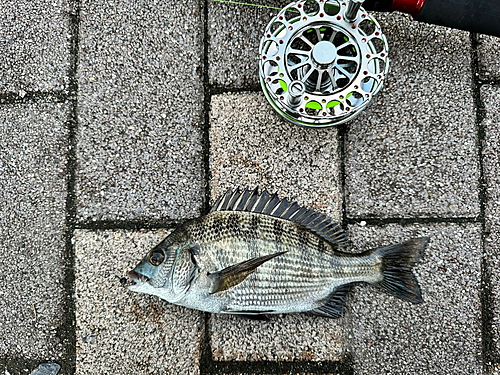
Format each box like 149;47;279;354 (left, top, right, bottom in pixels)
210;313;344;361
0;0;71;93
76;0;205;222
0;104;69;360
478;34;500;81
74;230;204;375
210;92;342;222
208;0;289;88
346;223;482;374
345;13;479;219
217;371;345;375
209;92;344;361
481;85;500;357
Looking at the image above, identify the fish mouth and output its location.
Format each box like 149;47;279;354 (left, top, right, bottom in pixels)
127;270;149;285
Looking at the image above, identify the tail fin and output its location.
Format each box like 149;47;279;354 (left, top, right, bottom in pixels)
373;237;430;304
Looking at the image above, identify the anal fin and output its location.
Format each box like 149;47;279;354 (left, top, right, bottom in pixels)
233;314;270;321
208;251;287;294
307;284;351;319
224;310;274;321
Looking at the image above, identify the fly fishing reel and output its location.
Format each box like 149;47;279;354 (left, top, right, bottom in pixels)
259;0;389;127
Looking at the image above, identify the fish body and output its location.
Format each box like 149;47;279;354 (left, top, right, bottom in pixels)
129;188;429;318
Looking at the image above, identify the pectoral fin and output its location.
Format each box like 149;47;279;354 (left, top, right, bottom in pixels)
208;251;287;294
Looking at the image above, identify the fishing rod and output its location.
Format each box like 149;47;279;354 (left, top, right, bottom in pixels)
254;0;499;127
363;0;500;38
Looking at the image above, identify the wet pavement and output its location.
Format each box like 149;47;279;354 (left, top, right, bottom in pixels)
1;0;499;374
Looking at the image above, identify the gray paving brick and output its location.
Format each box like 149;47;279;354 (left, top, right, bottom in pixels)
76;0;205;222
210;92;342;222
209;92;344;361
478;34;500;81
0;103;69;360
0;0;71;93
345;13;480;219
217;372;343;375
208;0;288;88
210;314;344;361
74;230;203;375
346;223;482;374
481;85;500;358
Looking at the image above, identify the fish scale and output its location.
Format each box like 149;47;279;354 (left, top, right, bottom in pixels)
128;188;429;318
181;211;366;312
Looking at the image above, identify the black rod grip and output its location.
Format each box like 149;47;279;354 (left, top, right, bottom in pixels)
416;0;500;37
364;0;500;37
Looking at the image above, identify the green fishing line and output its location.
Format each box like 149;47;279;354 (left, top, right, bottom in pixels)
213;0;283;10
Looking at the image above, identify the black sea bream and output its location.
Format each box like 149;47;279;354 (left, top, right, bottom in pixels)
128;188;429;318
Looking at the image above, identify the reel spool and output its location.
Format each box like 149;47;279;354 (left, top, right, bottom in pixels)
259;0;390;127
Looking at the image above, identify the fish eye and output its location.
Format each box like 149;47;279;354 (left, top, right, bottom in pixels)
149;250;165;266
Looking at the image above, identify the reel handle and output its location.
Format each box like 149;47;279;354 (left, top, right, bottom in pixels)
363;0;500;37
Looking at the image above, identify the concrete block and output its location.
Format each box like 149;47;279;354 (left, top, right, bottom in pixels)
345;14;479;219
210;92;342;222
209;92;345;361
0;103;69;360
478;35;500;81
0;0;71;93
208;0;288;88
74;230;204;375
76;0;205;222
346;223;482;374
481;85;500;358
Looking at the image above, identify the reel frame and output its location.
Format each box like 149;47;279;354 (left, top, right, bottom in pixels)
259;0;390;127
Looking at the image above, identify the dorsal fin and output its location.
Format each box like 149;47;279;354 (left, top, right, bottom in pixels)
210;188;349;249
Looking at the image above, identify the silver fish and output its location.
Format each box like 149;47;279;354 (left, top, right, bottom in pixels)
128;188;429;318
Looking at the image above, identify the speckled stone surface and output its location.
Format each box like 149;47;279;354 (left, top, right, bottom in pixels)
74;230;204;375
209;91;344;361
346;223;482;374
1;0;497;372
478;34;500;81
0;104;69;360
76;0;205;222
0;0;71;93
208;0;289;88
345;13;480;219
217;371;345;375
481;85;500;358
210;314;344;361
210;92;342;222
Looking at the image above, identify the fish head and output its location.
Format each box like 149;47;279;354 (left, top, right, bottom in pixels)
128;228;189;298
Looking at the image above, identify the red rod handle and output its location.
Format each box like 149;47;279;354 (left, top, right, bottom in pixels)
390;0;426;17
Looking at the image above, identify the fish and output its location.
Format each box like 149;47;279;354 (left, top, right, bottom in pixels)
128;188;429;318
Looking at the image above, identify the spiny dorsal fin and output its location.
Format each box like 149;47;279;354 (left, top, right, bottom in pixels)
210;188;349;249
208;251;287;294
307;284;352;319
